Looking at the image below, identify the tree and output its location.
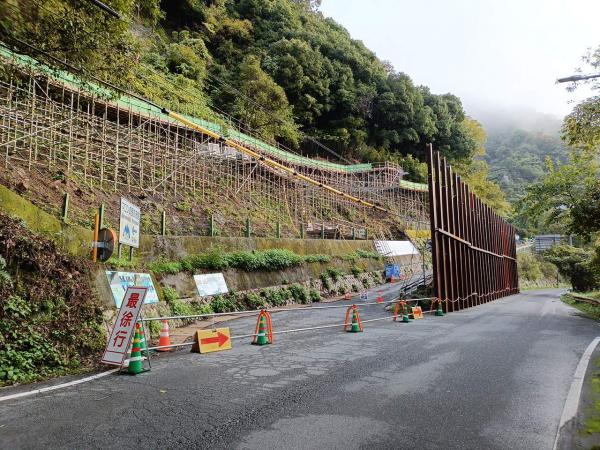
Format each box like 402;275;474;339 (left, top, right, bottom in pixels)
562;46;600;151
453;118;510;216
230;55;300;146
516;151;599;234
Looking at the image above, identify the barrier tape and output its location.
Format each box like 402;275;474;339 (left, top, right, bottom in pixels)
140;296;437;324
146;300;435;351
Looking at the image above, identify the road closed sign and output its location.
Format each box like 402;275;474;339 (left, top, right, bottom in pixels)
119;197;140;248
101;287;148;366
193;328;232;354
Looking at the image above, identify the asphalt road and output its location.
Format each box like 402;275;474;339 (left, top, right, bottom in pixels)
1;289;598;449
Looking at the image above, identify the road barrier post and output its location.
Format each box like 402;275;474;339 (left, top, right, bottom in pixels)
252;310;273;345
344;305;363;333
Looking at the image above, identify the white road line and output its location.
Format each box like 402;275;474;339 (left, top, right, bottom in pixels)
553;336;600;450
0;369;119;403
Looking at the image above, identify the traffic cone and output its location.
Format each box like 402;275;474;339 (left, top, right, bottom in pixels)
137;321;148;354
128;325;144;375
376;291;383;303
435;301;444;316
253;313;270;346
344;292;352;300
157;320;171;352
402;313;411;323
348;307;362;333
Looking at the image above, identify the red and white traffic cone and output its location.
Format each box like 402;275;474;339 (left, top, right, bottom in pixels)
157;320;171;352
376;291;384;303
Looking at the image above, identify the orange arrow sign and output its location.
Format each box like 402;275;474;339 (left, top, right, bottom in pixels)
200;331;229;347
194;327;232;354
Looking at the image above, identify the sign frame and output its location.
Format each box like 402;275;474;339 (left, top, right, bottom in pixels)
101;286;148;366
119;197;141;249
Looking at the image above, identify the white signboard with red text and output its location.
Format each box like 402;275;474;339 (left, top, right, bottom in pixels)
101;286;148;366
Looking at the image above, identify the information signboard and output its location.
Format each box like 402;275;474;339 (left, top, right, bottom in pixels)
119;197;140;248
193;273;229;297
105;271;158;307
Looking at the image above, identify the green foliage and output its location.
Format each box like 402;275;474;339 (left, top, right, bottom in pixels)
320;271;331;291
361;276;371;289
562;46;600;151
350;266;362;277
288;283;309;304
543;245;600;292
337;285;347;295
210;294;237;313
0;213;105;385
516;152;599;235
0;256;12;287
148;258;183;275
327;268;343;282
303;254;331;263
485;127;567;203
309;288;321;303
351;283;360;292
355;250;381;259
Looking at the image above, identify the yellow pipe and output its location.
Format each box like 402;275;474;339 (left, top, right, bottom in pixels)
166;111;389;214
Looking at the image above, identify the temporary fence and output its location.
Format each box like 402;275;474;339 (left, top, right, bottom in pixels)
427;145;519;313
140;297;437;351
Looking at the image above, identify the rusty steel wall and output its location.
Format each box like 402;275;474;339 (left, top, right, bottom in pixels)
427;145;519;312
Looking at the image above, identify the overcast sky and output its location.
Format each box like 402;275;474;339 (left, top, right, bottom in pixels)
320;0;600;119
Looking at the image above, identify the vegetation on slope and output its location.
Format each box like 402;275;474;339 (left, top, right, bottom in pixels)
0;213;105;385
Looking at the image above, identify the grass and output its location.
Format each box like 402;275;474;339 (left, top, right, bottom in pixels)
586;371;600;435
562;293;600;321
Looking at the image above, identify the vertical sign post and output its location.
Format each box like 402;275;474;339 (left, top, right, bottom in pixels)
119;197;141;261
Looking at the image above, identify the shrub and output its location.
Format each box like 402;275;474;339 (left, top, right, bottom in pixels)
327;268;343;282
351;284;360;292
356;250;381;259
320;272;331;291
362;277;371;288
148;259;182;275
350;266;362;277
210;295;236;313
543;245;600;292
338;286;347;295
304;254;331;263
245;292;265;310
289;283;309;304
309;288;321;303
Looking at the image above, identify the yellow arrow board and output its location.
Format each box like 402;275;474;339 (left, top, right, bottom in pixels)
194;328;232;354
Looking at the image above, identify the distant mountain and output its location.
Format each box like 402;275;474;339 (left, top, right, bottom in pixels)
466;103;563;135
465;103;568;203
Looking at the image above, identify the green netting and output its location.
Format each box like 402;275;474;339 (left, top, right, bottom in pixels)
1;45;428;187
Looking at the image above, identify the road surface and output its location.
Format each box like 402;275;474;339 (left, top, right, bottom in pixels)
1;289;598;449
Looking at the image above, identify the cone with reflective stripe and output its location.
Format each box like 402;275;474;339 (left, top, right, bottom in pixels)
402;313;411;323
253;314;270;346
137;321;148;354
157;320;171;352
348;307;362;333
128;325;143;375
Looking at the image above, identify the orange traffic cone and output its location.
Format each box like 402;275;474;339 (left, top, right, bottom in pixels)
157;320;171;352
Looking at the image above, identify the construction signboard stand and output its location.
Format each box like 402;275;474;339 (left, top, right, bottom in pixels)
101;287;149;373
192;328;232;353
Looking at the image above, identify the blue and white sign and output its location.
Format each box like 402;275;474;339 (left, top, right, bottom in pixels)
119;197;140;248
105;271;159;308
